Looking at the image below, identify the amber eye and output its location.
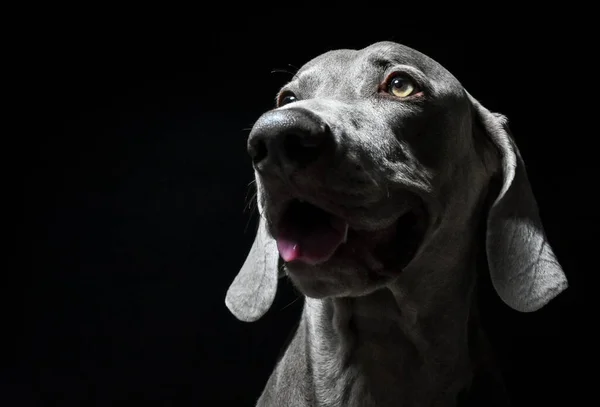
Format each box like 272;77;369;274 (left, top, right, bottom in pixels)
386;74;418;98
278;91;298;106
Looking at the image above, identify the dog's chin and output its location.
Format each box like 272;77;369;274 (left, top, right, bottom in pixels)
271;199;428;298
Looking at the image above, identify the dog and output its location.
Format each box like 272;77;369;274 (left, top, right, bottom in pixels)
225;41;567;406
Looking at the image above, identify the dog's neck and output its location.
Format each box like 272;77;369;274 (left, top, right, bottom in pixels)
302;264;476;407
297;188;490;407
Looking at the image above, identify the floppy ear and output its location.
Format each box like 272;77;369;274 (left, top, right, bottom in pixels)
467;92;568;312
225;217;280;322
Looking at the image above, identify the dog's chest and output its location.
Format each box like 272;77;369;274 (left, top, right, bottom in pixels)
310;338;467;407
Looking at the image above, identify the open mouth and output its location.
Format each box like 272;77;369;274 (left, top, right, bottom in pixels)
276;200;349;265
275;199;426;268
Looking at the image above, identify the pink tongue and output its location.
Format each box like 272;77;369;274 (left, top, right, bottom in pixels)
276;217;348;265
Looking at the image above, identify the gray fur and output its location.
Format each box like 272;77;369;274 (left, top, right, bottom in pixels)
225;41;567;406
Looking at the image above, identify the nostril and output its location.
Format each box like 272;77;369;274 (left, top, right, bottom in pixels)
248;112;331;171
249;139;268;164
283;132;324;166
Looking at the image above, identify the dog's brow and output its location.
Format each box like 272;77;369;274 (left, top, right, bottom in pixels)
365;56;393;70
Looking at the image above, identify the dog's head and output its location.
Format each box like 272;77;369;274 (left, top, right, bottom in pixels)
225;42;567;322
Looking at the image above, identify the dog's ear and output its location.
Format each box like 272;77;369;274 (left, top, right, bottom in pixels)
225;216;280;322
467;92;568;312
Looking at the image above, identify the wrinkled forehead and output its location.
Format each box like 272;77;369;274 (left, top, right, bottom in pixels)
290;41;462;97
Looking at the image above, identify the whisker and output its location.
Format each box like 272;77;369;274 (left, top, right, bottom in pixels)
280;295;301;311
244;191;257;213
365;168;382;190
244;205;257;233
241;119;257;133
271;64;300;80
243;180;258;233
244;181;257;213
271;68;295;75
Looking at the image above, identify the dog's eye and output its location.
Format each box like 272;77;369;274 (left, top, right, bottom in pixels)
386;75;418;98
278;91;298;107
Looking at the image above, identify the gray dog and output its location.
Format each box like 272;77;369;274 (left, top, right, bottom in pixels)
225;41;567;407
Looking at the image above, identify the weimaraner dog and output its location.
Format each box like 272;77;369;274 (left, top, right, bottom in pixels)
225;41;567;406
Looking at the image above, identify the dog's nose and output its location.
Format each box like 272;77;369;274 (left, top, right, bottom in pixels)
248;108;333;172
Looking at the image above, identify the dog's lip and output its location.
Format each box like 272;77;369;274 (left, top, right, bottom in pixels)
271;196;426;268
270;194;430;275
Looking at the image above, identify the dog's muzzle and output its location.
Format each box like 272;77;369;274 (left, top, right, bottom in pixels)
248;108;348;265
248;107;427;270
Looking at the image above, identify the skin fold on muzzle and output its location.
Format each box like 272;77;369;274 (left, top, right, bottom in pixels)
225;41;567;407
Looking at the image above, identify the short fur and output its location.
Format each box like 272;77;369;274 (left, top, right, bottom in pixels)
225;41;567;407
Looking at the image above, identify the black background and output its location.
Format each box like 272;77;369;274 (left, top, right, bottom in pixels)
13;10;590;407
